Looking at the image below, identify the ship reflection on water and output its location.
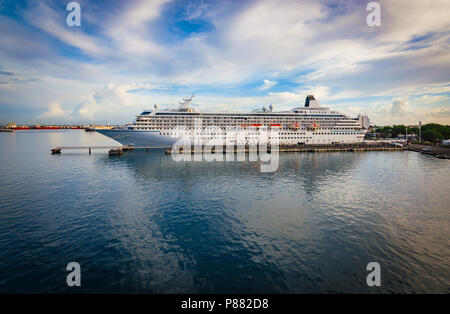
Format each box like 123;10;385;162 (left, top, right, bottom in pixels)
93;151;365;293
91;149;449;293
0;131;448;293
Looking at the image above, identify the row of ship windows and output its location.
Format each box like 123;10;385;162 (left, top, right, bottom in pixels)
157;132;360;136
134;127;360;131
138;116;346;119
311;132;361;135
136;123;358;130
279;132;360;135
136;119;350;123
146;112;341;117
136;119;358;125
135;122;356;126
160;133;314;139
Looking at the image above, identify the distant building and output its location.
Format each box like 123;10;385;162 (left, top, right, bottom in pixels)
357;114;370;129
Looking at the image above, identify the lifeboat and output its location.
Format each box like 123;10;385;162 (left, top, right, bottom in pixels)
269;124;282;127
240;125;248;128
306;123;318;131
250;124;262;127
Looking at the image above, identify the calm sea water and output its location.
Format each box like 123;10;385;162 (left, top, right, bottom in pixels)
0;130;449;293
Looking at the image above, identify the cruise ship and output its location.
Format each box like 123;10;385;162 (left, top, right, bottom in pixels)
95;95;369;147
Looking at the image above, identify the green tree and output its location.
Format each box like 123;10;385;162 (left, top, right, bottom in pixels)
422;129;443;142
391;125;406;138
421;124;450;140
376;123;449;140
376;126;392;138
409;127;419;135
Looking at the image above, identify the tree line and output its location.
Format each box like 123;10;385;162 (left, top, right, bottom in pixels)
374;124;450;142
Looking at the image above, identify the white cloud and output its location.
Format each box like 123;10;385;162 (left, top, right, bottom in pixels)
37;101;71;119
258;80;278;91
1;0;450;125
76;83;139;120
377;0;450;43
339;95;450;126
105;0;170;59
412;94;449;105
23;3;110;58
390;97;409;116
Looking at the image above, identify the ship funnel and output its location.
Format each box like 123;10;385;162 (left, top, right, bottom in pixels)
305;95;320;108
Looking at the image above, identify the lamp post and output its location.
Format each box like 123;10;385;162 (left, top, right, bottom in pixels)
405;125;408;144
419;121;422;143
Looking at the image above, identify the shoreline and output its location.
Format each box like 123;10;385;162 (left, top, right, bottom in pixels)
408;143;450;159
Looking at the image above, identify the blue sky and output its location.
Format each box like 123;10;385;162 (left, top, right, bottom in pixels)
0;0;449;125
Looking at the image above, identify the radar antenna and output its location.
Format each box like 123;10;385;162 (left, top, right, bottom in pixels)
179;94;194;108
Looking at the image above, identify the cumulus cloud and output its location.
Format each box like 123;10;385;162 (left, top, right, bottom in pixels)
76;83;135;120
73;82;168;121
337;94;450;126
37;101;71;119
390;97;409;116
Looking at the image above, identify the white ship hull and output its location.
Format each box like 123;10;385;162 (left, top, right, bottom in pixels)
96;128;367;147
95;129;177;147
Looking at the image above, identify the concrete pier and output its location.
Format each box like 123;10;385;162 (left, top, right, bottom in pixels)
51;146;122;154
165;143;407;155
123;145;134;151
49;143;446;158
50;145;168;155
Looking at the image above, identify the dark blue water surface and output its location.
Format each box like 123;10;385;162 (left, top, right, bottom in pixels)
0;130;449;293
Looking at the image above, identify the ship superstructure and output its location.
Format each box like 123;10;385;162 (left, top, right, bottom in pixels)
96;95;369;147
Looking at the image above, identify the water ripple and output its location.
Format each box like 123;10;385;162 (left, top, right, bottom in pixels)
0;131;448;293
